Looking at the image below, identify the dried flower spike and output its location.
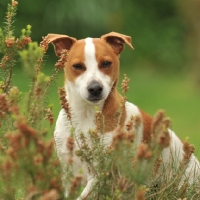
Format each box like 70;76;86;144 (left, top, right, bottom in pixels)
180;138;195;168
151;110;171;149
40;189;59;200
69;175;82;195
55;49;68;70
66;136;74;152
16;36;31;49
12;0;18;7
121;74;130;95
137;143;152;160
58;87;71;121
135;186;146;200
0;93;9;118
40;36;49;55
5;38;15;47
44;108;54;126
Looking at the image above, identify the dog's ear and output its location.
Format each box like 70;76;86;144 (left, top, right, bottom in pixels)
101;32;134;55
46;34;77;57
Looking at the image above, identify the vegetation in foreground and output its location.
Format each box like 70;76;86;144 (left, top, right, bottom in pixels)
0;1;200;199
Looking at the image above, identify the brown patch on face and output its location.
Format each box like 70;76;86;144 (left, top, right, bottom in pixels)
64;40;86;83
93;38;120;87
139;109;153;143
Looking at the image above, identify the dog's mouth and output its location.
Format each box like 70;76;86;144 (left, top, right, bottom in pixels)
87;97;104;104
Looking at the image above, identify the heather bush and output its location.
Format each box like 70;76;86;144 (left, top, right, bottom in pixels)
0;1;63;199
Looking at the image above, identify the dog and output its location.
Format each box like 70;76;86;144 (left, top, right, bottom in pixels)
47;32;200;199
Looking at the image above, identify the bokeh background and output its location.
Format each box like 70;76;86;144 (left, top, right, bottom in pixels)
1;0;200;153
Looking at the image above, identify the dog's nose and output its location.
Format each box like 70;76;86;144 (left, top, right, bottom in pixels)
87;81;103;96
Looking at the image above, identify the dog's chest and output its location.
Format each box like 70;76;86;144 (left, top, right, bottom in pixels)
54;109;95;151
54;102;143;162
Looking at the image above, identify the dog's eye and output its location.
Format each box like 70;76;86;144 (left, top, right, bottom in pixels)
101;61;112;68
73;63;84;70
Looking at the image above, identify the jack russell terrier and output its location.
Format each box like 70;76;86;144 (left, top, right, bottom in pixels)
47;32;200;199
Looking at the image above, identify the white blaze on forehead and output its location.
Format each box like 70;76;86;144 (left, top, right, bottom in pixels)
84;37;98;73
73;37;111;103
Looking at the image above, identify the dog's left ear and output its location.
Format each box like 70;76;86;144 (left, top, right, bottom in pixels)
46;34;77;57
101;32;134;55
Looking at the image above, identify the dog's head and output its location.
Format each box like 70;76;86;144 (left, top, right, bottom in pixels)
47;32;134;105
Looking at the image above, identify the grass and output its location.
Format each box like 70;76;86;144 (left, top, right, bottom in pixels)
13;63;200;159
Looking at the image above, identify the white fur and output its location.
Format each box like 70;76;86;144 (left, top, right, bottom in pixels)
54;37;200;199
54;101;143;199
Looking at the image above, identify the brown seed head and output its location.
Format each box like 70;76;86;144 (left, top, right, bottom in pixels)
33;155;43;166
40;189;59;200
152;110;165;132
157;131;170;148
44;108;54;126
5;38;15;47
0;93;9;118
55;49;68;70
180;138;195;168
16;118;38;138
16;36;31;49
111;126;126;149
126;130;135;143
58;87;71;121
12;1;18;7
40;36;49;54
137;143;152;160
151;110;171;149
135;187;146;200
121;74;130;95
69;175;82;195
66;136;74;152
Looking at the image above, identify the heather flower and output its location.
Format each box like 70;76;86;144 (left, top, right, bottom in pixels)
5;37;15;47
39;190;59;200
180;137;195;169
137;143;152;160
69;175;82;195
40;36;49;55
55;49;68;70
135;186;146;200
121;74;130;95
66;136;74;152
58;87;71;121
44;107;54;126
16;36;31;49
12;0;18;7
0;93;9;118
151;110;171;149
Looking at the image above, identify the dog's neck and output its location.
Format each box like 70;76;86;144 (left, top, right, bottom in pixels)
102;87;125;131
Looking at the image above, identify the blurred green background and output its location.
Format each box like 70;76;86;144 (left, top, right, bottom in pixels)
0;0;200;153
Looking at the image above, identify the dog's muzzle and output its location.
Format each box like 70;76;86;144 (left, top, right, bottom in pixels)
87;81;103;102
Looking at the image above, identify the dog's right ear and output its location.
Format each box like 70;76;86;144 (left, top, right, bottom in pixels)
101;32;134;55
46;34;77;57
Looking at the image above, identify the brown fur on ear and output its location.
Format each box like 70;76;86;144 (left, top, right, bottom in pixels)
46;34;77;57
101;32;134;54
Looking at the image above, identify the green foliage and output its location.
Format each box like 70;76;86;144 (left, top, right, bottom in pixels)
0;1;63;199
0;0;188;72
